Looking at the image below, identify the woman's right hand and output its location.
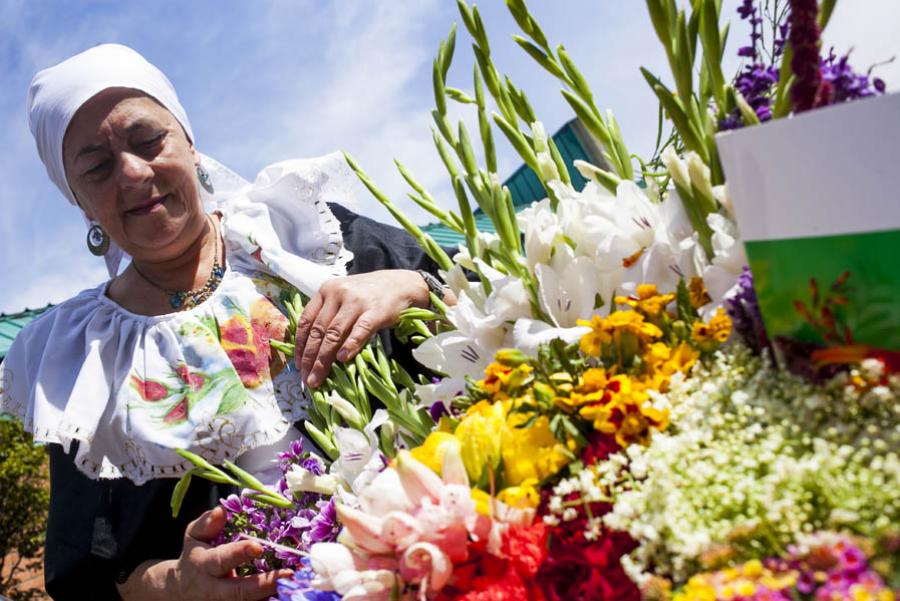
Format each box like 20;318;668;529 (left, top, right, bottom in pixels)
117;506;292;600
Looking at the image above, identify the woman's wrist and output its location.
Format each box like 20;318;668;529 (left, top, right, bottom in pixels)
116;559;178;601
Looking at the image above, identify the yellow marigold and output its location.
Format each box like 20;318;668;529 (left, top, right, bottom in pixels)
581;375;669;446
691;308;732;347
615;284;676;317
454;401;505;483
577;367;609;393
478;362;513;395
606;310;664;341
578;315;610;356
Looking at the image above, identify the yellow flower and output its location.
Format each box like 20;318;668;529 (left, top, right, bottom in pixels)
580;375;669;446
673;576;716;601
735;581;756;597
615;284;676;317
454;401;505;483
691;308;732;349
606;310;664;341
470;488;492;516
578;367;609;393
578;315;610;356
410;431;461;475
502;406;571;485
496;479;541;509
742;559;763;578
688;276;712;309
478;361;533;398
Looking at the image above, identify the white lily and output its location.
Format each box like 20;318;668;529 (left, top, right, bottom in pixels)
535;255;600;327
511;318;591;357
412;330;492;379
330;410;389;494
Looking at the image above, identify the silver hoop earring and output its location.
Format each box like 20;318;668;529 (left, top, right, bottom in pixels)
196;163;214;194
87;224;110;256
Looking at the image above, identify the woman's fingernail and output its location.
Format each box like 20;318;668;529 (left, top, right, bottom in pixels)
337;349;349;362
307;373;320;388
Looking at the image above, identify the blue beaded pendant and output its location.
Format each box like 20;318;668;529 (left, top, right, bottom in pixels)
169;293;184;309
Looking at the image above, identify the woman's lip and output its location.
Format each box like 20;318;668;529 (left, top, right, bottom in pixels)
127;194;169;215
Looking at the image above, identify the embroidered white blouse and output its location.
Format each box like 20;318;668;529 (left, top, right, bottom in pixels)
0;155;355;485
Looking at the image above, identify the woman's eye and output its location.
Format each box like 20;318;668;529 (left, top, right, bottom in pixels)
138;134;164;148
85;161;109;176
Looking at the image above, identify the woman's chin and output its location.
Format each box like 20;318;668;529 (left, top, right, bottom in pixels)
122;216;197;259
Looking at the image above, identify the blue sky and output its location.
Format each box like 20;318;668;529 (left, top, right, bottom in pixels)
1;1;897;314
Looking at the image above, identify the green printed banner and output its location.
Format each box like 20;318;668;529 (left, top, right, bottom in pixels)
745;230;900;350
717;92;900;351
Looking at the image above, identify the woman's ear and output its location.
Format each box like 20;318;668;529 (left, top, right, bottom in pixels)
72;191;97;221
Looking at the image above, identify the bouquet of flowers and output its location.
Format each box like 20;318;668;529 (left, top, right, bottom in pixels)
176;0;898;599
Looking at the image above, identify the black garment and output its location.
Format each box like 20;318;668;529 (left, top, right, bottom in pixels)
44;204;440;600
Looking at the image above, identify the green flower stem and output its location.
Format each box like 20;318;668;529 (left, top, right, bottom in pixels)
343;152;453;272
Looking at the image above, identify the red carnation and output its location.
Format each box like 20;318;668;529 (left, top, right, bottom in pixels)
438;523;549;601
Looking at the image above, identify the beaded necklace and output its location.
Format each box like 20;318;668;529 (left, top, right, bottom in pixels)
131;214;225;310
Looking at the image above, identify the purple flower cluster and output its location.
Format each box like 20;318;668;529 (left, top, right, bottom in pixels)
720;1;887;130
821;48;887;103
765;536;895;600
724;266;769;354
216;440;340;574
277;558;341;601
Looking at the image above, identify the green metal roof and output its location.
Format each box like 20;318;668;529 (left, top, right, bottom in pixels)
0;306;53;360
421;118;603;248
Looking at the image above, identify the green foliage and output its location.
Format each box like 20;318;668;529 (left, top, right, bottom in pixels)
0;417;49;600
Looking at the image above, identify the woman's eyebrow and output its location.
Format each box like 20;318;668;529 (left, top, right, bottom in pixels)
75;143;105;159
74;121;161;159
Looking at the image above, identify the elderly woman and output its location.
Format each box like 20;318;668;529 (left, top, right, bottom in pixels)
0;44;449;600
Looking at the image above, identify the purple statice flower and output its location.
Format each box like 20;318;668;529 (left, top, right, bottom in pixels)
725;266;769;353
277;558;341;601
789;0;826;111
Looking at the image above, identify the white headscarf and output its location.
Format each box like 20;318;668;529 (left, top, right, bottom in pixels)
26;43;249;277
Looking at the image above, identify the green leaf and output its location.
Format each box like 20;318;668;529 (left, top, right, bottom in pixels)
171;470;193;518
676;278;699;324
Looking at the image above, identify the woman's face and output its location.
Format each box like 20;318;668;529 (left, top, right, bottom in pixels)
63;88;203;262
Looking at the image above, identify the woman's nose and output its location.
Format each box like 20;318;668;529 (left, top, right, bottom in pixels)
115;151;154;188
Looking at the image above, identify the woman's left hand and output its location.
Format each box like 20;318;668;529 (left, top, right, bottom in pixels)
293;269;432;387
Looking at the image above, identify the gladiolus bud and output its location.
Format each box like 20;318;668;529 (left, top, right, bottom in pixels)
328;392;365;430
286;465;340;496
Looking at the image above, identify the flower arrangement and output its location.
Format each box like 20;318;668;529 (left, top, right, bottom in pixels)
173;0;898;599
